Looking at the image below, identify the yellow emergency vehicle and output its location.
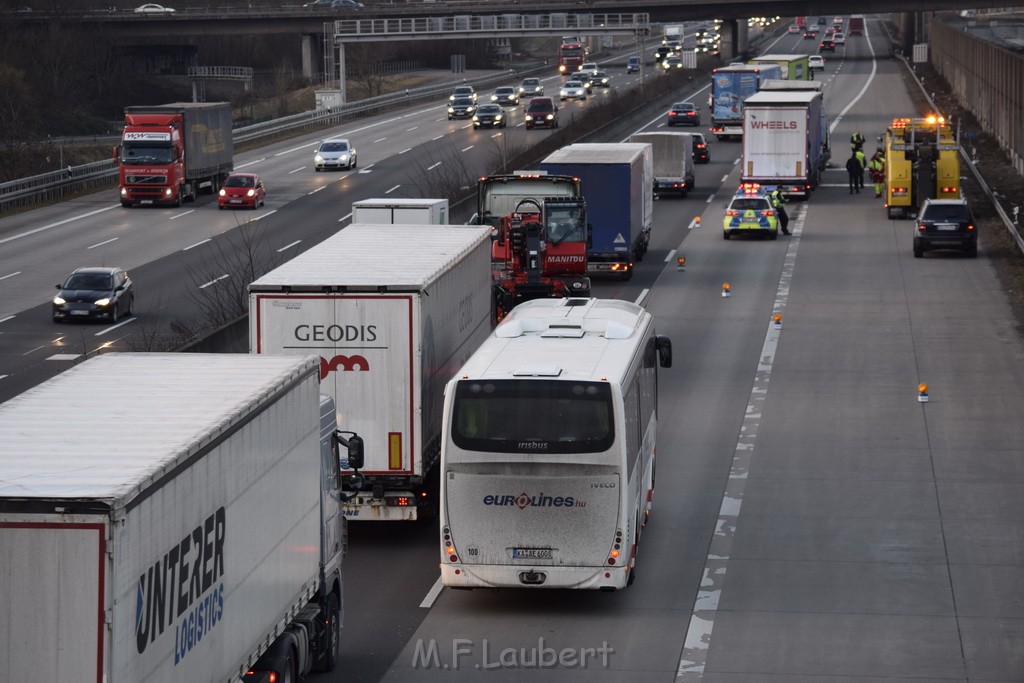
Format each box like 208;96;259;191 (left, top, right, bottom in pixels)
884;115;960;219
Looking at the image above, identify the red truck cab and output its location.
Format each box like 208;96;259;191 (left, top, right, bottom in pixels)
116;102;233;208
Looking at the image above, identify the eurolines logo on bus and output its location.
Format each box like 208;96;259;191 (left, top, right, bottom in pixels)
483;492;586;510
135;507;226;665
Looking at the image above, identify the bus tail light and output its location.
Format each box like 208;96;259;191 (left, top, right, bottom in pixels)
608;528;623;565
443;526;459;563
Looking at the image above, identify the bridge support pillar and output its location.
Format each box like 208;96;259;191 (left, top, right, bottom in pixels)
302;33;316;80
899;13;915;54
720;19;747;60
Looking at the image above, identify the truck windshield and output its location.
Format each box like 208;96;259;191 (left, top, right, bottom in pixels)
121;143;173;164
545;204;586;244
560;47;584;58
451;379;614;455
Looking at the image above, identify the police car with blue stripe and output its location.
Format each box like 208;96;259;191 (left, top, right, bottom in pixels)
722;183;780;240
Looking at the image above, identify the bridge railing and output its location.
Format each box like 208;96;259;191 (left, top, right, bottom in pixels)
333;12;650;38
0;63;546;213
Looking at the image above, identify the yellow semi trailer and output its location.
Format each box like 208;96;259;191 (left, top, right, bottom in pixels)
884;116;960;219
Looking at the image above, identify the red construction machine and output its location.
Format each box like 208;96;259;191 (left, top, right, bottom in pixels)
491;197;591;322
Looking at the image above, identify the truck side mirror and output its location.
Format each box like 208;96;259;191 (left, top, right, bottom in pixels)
656;335;673;368
113;145;121;163
586;223;593;248
346;435;364;470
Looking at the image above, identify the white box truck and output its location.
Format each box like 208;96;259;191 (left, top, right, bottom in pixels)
351;197;449;225
0;353;352;683
629;131;695;198
248;224;493;521
741;90;831;198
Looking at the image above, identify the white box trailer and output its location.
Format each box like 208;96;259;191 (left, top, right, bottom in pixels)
351;197;449;225
249;224;493;521
0;353;346;683
628;131;695;198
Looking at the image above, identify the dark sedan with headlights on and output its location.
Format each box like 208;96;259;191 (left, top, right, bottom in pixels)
472;104;507;129
53;267;134;323
448;97;477;120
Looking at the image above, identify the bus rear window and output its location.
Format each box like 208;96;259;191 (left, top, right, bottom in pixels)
451;380;614;454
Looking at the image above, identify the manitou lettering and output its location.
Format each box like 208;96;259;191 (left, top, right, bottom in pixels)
546;256;586;263
482;492;584;509
294;324;377;343
749;120;798;130
319;354;370;378
135;507;225;656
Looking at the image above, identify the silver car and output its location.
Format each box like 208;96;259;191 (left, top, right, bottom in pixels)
314;139;357;171
559;80;588;101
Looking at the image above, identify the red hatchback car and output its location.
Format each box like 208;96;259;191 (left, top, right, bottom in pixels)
218;173;266;209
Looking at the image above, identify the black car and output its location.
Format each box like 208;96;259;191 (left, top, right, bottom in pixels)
53;267;134;323
668;101;700;126
692;133;710;163
913;198;977;257
590;71;611;87
803;29;818;39
447;97;476;119
491;87;520;106
472;104;506;129
819;39;836;52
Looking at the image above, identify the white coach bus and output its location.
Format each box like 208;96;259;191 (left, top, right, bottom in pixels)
439;298;672;590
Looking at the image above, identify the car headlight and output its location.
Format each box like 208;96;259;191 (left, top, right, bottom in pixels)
494;114;502;121
163;188;173;197
246;189;255;197
94;298;111;307
491;95;498;101
339;154;349;162
525;114;534;121
449;95;456;101
53;295;66;305
219;189;226;196
472;115;479;121
546;114;554;120
120;187;128;197
314;154;324;162
448;106;455;113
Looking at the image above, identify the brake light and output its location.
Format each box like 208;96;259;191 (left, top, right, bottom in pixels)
917;224;927;232
386;496;412;507
762;210;775;217
892;187;908;197
726;210;739;216
941;186;958;193
967;224;975;231
696;143;707;148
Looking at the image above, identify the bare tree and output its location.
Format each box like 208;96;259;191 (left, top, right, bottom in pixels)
344;42;398;100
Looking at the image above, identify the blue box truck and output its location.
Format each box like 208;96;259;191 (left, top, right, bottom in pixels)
539;143;653;280
709;63;783;140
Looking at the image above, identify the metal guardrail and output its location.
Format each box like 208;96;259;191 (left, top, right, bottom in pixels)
0;63;545;214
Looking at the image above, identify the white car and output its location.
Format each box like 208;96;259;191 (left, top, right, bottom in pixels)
808;55;825;70
134;3;175;12
787;24;800;33
833;32;846;45
576;62;600;78
314;138;357;171
559;80;588;101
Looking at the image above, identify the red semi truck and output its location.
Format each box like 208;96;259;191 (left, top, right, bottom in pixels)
116;102;234;207
557;40;587;75
847;15;865;35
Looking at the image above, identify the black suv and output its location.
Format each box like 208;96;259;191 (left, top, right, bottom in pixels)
913;198;977;257
819;39;835;52
692;133;710;163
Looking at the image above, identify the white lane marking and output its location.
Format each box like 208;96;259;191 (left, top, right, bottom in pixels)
675;204;806;682
88;238;118;249
361;163;374;170
664;249;676;263
721;175;729;183
235;157;266;169
829;26;877;133
199;274;229;289
491;133;502;139
432;135;443;141
688;217;701;230
0;272;21;281
0;204;119;246
461;146;474;152
427;162;442;171
706;194;714;204
399;148;412;154
170;209;195;220
419;577;444;609
634;288;650;306
406;127;419;132
385;185;401;194
289;167;306;174
0;315;15;324
25;345;48;355
47;353;81;361
733;158;740;166
183;238;211;251
338;211;353;223
308;186;327;195
253;209;277;220
274;116;405;157
94;318;136;336
277;240;302;252
374;137;387;143
0;375;7;380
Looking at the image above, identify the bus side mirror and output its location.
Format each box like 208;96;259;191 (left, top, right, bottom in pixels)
656;335;672;368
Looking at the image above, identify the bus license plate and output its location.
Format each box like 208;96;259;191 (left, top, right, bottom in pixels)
512;548;552;560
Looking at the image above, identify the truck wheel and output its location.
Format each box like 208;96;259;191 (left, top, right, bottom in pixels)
281;649;297;683
319;593;341;672
172;191;182;208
